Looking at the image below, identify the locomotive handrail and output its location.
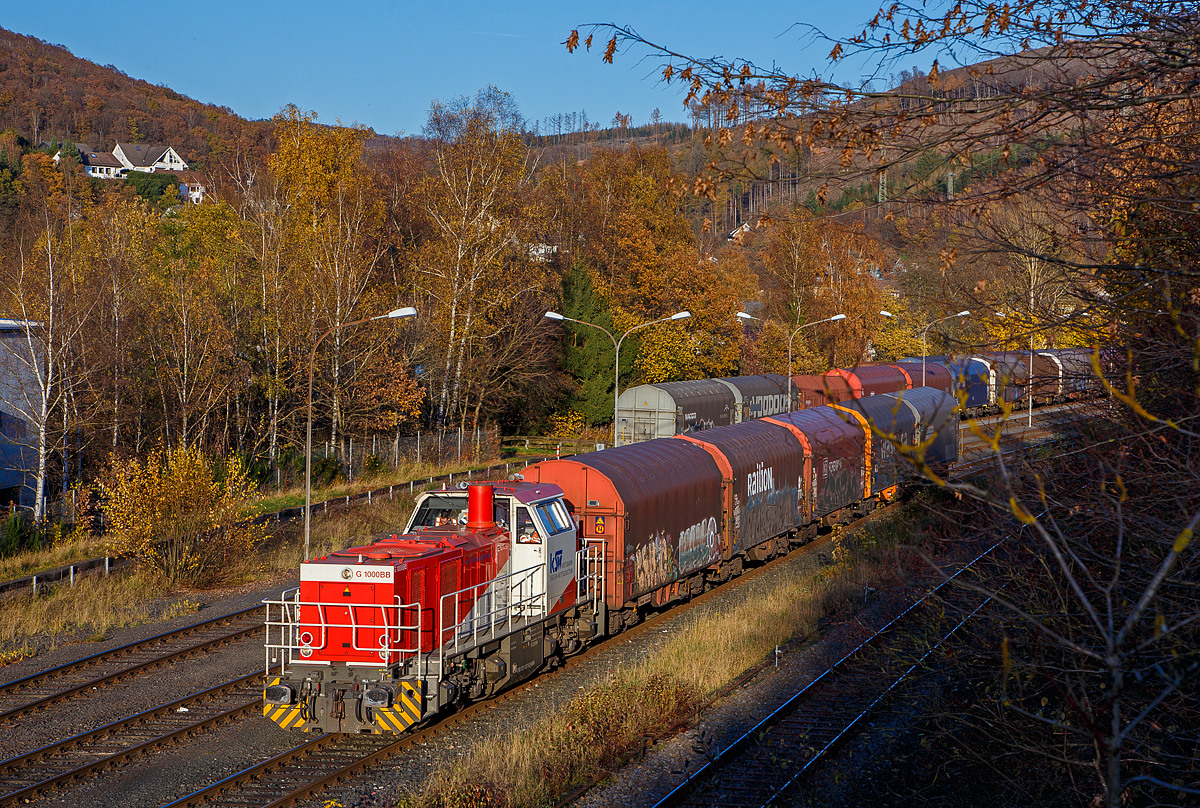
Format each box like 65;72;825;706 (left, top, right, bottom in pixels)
437;562;545;667
263;589;422;678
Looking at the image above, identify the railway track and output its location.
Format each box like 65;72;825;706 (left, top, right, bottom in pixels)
647;544;1001;808
0;606;262;723
0;672;263;806
161;521;868;808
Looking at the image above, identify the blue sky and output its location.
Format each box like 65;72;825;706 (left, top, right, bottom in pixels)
6;1;895;136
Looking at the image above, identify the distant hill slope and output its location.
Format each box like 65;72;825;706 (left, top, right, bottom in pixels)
0;26;274;169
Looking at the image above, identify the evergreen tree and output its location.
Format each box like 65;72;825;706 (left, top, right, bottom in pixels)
560;261;629;427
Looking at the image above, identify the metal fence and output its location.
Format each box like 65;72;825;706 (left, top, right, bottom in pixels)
297;427;501;485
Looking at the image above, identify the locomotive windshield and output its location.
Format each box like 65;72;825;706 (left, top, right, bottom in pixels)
409;494;467;528
408;494;512;530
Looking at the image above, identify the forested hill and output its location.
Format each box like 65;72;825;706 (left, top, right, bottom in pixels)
0;27;274;169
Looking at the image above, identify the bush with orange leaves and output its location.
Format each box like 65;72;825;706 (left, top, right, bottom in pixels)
100;445;268;588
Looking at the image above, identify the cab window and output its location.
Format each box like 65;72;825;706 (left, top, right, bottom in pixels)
535;500;571;534
410;495;466;528
493;498;511;529
515;506;540;544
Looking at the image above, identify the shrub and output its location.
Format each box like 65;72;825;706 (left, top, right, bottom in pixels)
311;456;343;487
100;444;268;588
363;453;385;479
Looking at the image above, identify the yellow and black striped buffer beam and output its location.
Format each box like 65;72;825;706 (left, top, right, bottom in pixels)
374;681;424;733
263;677;306;730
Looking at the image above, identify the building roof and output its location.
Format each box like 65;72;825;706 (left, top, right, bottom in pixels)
79;149;123;168
115;143;170;167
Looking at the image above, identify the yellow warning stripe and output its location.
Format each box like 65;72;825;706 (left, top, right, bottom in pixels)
374;681;425;734
262;676;281;717
263;676;307;730
265;703;306;729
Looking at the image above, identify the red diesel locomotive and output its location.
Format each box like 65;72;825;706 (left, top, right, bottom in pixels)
262;388;958;734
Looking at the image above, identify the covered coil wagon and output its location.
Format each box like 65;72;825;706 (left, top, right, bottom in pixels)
615;379;735;446
525;439;725;615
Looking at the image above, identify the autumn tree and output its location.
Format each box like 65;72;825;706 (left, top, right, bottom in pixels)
269;106;394;451
77;194;157;453
0;152;95;519
541;146;753;386
141;203;245;449
756;204;889;369
415;87;547;429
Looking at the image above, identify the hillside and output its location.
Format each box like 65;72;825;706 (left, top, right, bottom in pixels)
0;27;274;169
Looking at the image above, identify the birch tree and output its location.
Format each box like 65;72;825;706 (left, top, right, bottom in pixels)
416;89;536;427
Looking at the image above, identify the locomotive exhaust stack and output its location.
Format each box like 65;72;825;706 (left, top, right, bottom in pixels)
466;483;494;529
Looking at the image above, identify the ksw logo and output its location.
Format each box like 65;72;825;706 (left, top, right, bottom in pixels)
550;550;563;573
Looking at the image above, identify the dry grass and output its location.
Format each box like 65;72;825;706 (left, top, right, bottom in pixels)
0;534;110;580
0;571;193;657
258;491;420;574
412;528;883;808
248;455;513;517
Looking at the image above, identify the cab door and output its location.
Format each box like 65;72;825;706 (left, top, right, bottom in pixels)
511;505;545;614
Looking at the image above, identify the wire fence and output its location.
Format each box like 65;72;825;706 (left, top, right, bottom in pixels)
308;427;501;482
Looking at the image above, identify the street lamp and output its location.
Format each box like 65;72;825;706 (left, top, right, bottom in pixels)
736;311;758;321
918;311;970;387
304;306;417;561
787;314;847;412
545;309;691;446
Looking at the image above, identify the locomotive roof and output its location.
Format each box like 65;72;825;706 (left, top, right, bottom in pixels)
425;480;564;505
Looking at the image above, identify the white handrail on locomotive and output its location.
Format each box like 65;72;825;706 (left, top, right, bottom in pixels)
265;556;590;684
264;591;421;679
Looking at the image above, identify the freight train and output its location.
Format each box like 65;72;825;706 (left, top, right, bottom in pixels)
263;387;959;734
615;347;1109;446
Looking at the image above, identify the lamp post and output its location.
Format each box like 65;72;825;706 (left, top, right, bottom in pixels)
304;306;417;562
918;311;970;386
786;314;847;411
545;309;691;446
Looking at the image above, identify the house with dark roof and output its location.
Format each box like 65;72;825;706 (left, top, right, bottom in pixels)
77;147;127;179
113;142;189;173
54;143;206;203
